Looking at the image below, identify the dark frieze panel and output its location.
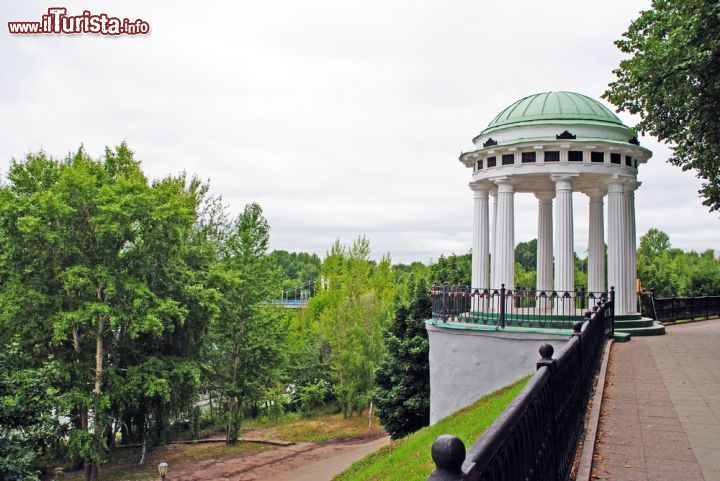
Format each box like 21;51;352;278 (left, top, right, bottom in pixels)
521;152;536;163
483;138;498;148
628;136;640;145
544;151;560;162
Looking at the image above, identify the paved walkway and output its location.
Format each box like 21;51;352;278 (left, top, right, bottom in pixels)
592;318;720;481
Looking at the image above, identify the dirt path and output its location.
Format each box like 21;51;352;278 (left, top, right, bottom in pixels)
168;433;389;481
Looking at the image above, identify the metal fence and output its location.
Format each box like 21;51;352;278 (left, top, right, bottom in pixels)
431;284;610;330
427;297;614;481
640;292;720;323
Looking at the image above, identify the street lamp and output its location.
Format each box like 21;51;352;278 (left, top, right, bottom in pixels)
158;462;168;480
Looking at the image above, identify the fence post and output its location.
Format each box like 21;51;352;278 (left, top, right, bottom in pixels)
705;295;709;320
671;295;676;323
500;284;506;329
609;287;615;336
536;343;557;478
443;285;449;322
650;288;657;320
691;295;696;320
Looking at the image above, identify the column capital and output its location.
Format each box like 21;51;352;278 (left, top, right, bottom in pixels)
534;191;555;204
606;174;635;192
469;181;492;197
624;180;641;193
490;176;514;193
551;173;578;191
584;188;607;201
607;182;624;194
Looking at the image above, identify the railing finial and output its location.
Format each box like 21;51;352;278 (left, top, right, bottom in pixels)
429;435;465;481
539;343;554;360
537;343;556;370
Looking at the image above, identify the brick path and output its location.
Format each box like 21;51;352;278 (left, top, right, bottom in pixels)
592;318;720;481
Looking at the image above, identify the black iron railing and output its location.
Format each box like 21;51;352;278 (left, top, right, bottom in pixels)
640;291;720;323
431;284;608;329
427;295;614;481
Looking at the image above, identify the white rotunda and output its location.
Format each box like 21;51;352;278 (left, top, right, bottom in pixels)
460;91;649;316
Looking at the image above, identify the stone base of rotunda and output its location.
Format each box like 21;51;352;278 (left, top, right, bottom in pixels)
426;321;571;424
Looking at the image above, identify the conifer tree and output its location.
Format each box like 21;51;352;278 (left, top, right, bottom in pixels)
374;276;431;439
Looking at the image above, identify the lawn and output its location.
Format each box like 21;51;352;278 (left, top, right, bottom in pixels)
332;376;530;481
243;410;384;443
56;409;384;480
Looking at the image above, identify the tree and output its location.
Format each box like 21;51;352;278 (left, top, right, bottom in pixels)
269;250;321;291
604;0;720;211
311;237;396;417
0;145;218;478
515;240;537;271
374;276;431;439
205;203;286;443
637;228;720;297
430;253;471;286
0;344;62;481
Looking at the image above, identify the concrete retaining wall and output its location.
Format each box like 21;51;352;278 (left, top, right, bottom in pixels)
427;322;570;424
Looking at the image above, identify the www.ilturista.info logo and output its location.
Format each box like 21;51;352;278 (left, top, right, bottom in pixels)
8;8;150;35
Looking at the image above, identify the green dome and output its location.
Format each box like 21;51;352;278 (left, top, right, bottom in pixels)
481;91;624;134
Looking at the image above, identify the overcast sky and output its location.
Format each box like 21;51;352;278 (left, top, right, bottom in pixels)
2;0;718;264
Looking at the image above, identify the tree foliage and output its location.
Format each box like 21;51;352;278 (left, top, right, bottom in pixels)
604;0;720;211
205;203;287;443
515;240;537;271
0;344;61;481
374;276;431;439
269;250;321;291
430;253;471;286
0;145;218;478
637;228;720;297
310;238;396;417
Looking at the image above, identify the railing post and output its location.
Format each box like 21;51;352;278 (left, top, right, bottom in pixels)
671;295;676;322
428;435;466;481
580;285;586;311
609;286;615;336
705;295;709;320
650;288;657;320
443;285;450;322
500;284;506;328
536;343;557;478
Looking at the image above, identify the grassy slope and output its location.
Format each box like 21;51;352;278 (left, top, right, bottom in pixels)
333;376;530;481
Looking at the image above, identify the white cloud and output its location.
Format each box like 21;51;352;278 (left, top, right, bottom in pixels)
1;0;717;263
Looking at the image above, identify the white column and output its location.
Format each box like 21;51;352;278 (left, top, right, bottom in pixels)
552;175;577;293
607;180;627;314
470;184;490;289
586;189;606;294
535;192;554;293
624;181;640;313
493;178;515;289
490;190;498;288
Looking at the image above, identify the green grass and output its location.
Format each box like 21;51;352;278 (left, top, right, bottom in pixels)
243;411;384;443
332;376;530;481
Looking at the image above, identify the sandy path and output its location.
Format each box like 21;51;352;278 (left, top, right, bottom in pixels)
169;434;389;481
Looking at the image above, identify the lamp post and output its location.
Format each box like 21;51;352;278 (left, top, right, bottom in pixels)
158;462;168;480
